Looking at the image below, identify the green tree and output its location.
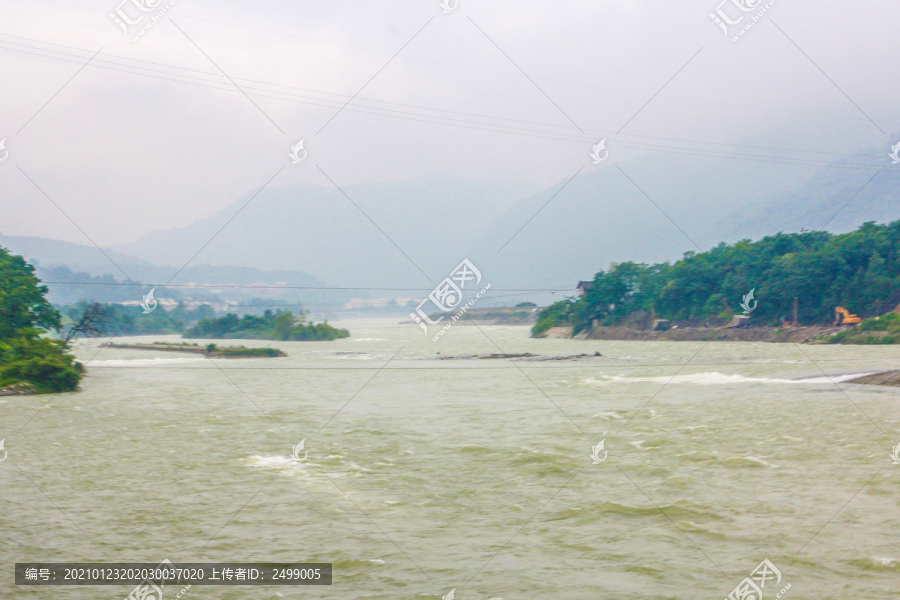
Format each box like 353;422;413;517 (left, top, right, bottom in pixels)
271;311;296;340
0;247;60;338
184;310;349;341
0;246;82;392
0;329;82;393
532;298;577;337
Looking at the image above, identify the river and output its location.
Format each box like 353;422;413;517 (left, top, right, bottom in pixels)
3;320;899;599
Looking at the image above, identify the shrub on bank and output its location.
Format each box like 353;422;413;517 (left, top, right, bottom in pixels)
0;329;82;393
826;313;900;344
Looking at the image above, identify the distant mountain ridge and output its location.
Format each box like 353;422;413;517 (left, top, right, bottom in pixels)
112;175;535;289
0;234;346;309
721;137;900;239
105;137;900;295
5;134;899;305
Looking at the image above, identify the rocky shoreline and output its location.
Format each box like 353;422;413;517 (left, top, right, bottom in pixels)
431;352;599;361
542;325;845;343
0;382;36;396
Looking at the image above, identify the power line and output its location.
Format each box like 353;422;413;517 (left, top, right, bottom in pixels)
40;280;573;292
164;14;891;129
0;34;890;171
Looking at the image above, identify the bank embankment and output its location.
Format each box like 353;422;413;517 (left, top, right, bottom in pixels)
845;371;900;387
540;325;846;343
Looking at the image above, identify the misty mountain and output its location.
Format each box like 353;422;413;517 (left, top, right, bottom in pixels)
108;160;799;295
722;137;900;239
106;131;900;298
475;128;900;294
112;175;535;289
12;134;899;306
0;234;156;279
0;234;346;311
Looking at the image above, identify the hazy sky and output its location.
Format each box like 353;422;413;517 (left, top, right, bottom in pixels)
1;0;898;245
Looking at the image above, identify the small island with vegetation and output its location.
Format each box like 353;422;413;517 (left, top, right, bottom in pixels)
185;310;349;341
59;302;348;343
0;243;352;395
107;341;286;358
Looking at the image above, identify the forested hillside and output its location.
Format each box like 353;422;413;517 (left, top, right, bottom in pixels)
534;221;900;336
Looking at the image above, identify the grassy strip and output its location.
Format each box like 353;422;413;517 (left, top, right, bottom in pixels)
825;313;900;344
108;342;286;357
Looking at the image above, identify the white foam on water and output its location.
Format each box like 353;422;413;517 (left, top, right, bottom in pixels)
591;411;624;420
247;454;294;469
799;372;877;383
246;455;376;480
247;454;344;479
347;461;374;473
584;371;873;386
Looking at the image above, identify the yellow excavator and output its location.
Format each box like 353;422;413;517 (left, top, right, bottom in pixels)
834;307;861;326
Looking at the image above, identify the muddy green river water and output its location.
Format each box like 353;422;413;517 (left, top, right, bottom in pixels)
2;321;899;599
